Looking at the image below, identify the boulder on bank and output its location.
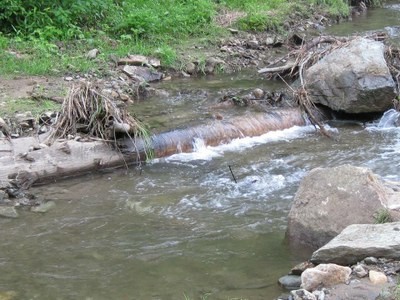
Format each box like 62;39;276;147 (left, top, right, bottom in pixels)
286;165;400;250
304;38;396;113
311;222;400;265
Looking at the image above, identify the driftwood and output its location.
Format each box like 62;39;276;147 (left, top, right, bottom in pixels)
0;108;311;190
120;107;308;157
258;36;349;76
46;82;146;143
258;33;388;78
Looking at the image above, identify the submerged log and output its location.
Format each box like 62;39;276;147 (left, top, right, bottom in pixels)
119;107;307;157
0;108;307;189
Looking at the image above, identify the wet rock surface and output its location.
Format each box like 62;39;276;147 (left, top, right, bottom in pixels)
286;164;400;250
31;201;56;213
301;263;352;292
305;38;396;113
278;257;400;300
311;222;400;265
0;206;18;218
278;275;302;290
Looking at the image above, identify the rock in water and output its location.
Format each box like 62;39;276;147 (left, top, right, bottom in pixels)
305;38;396;113
31;201;56;213
0;207;18;218
286;165;398;249
278;275;302;290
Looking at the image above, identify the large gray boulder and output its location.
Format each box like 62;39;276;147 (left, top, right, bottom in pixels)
286;165;400;250
311;222;400;265
305;38;396;113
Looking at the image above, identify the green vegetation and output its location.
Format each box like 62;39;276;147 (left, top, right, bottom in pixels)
396;278;400;300
0;0;353;76
373;208;392;224
1;98;61;117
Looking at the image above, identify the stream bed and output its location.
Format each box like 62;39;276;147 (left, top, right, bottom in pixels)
2;118;400;300
2;4;400;300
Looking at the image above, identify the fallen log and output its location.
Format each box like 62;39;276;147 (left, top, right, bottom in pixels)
0;108;308;189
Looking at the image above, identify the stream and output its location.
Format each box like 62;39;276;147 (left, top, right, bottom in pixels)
2;5;400;300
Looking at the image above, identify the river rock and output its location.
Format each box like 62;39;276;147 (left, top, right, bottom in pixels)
291;261;315;275
353;264;368;278
291;289;316;300
86;48;99;59
311;222;400;265
364;256;379;265
286;165;399;249
185;62;196;74
369;270;387;285
31;201;56;213
0;206;18;218
0;190;7;202
204;57;224;74
278;275;302;290
15;112;35;129
122;65;163;82
252;88;264;99
301;263;351;292
304;38;396;113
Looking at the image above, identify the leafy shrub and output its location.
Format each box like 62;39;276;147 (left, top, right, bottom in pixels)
237;13;277;31
114;0;215;39
311;0;349;16
0;0;115;39
0;33;7;49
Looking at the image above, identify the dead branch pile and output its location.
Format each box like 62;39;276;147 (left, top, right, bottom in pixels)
258;32;388;79
385;46;400;88
46;82;147;143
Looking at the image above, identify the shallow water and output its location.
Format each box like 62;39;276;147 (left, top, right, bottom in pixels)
131;72;286;133
325;2;400;45
2;121;400;300
2;6;400;300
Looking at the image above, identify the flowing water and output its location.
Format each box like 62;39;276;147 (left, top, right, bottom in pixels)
2;6;400;300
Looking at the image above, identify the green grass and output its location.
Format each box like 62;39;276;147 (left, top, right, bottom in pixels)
0;0;353;76
0;98;61;118
373;208;392;224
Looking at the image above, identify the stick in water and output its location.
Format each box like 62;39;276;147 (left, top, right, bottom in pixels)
229;165;237;183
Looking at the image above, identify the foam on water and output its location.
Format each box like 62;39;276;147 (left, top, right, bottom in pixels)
154;125;317;163
376;109;400;128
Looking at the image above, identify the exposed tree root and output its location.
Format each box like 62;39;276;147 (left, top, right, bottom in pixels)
45;82;153;163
